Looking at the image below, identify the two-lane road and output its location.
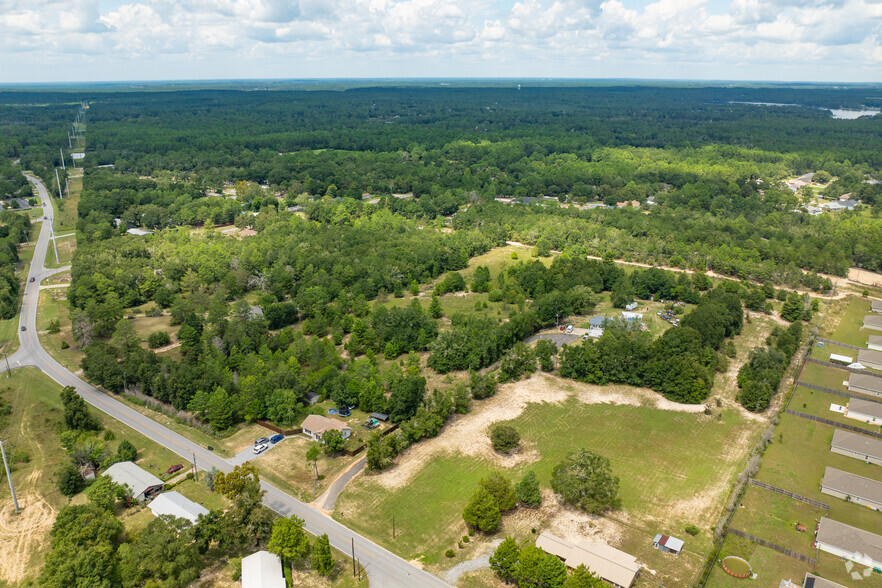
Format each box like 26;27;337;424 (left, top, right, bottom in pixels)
8;174;449;588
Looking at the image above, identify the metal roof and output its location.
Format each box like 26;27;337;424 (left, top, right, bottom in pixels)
102;461;164;498
536;532;639;588
653;533;684;552
148;491;209;524
241;551;285;588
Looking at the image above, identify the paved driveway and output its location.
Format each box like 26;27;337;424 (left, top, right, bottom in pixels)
230;437;287;466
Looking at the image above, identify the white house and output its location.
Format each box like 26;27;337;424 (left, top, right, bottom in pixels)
102;461;164;502
845;397;882;425
820;467;882;511
300;414;351;442
535;532;640;588
831;429;882;467
847;374;882;398
814;517;882;570
241;550;285;588
148;491;209;524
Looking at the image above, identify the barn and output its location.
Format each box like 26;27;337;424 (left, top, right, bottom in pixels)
102;461;164;503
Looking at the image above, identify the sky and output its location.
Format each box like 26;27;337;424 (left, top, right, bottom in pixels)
0;0;880;83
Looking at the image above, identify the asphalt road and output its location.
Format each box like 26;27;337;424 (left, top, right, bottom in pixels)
9;175;449;588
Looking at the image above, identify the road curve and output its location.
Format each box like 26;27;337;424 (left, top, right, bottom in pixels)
10;174;449;588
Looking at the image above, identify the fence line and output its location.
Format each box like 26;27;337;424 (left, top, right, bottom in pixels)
805;357;881;377
797;381;882;405
747;479;829;509
816;337;864;352
785;409;882;439
727;529;817;564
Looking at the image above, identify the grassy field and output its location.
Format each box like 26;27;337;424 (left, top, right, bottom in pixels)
799;362;851;390
15;221;42;264
704;534;810;588
728;485;826;555
53;169;81;233
37;289;83;373
43;233;76;268
755;413;882;533
822;295;872;347
258;434;363;502
814;549;882;587
0;312;20;357
336;397;757;586
790;386;882;433
810;340;859;362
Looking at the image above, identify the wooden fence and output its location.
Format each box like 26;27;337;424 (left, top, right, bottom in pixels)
797;381;882;404
785;409;882;439
748;479;829;510
254;420;303;436
816;337;864;352
806;357;881;377
727;528;817;565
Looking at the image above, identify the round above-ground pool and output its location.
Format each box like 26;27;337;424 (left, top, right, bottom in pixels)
721;556;752;579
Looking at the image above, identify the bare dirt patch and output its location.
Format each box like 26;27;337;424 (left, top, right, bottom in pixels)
369;373;705;491
0;487;57;584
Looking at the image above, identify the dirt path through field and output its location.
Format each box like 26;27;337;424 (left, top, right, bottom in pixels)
370;373;705;491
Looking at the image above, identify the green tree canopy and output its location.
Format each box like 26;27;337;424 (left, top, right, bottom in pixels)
551;449;621;514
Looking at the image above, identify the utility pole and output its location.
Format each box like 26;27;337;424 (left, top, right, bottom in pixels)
0;441;20;513
54;169;62;199
67;131;72;149
192;452;198;480
66;177;71;199
60;149;65;171
50;226;60;265
351;538;356;577
3;353;9;377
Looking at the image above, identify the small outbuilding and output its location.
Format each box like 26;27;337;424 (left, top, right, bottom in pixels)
814;517;882;570
621;311;643;321
300;414;351;442
625;302;638;311
126;228;154;236
241;550;285;588
102;461;164;502
305;392;320;405
863;315;882;332
652;534;684;555
858;349;882;371
370;412;390;422
847;374;882;397
830;353;854;365
845;397;882;425
830;429;882;466
820;467;882;511
148;491;209;524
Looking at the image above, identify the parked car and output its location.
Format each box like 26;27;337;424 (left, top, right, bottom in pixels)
28;277;34;283
253;443;268;454
270;434;284;444
20;326;25;331
565;324;574;334
558;325;565;331
167;464;183;475
255;437;269;445
582;334;590;341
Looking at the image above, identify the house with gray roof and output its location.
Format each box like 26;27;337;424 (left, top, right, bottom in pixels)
831;429;882;466
863;314;882;332
241;550;285;588
847;373;882;398
869;336;882;352
148;491;209;523
872;300;882;314
802;573;847;588
814;517;882;569
102;461;164;502
858;349;882;371
820;467;882;511
846;397;882;425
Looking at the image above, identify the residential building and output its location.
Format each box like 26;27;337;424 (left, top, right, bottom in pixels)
535;532;640;588
814;517;882;569
872;300;882;314
241;550;285;588
148;491;209;523
652;534;684;555
858;349;882;371
126;228;153;236
300;414;351;442
847;373;882;397
831;429;882;466
621;311;643;321
802;573;848;588
869;336;882;352
820;467;882;511
864;315;882;332
845;397;882;425
102;461;164;502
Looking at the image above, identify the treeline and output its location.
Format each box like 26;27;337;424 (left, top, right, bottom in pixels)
559;286;744;403
737;322;803;412
0;210;32;318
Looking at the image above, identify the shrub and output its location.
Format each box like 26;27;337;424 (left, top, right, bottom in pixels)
147;331;171;348
462;486;501;533
490;423;520;453
60;340;70;349
488;289;503;302
462;535;469;543
515;470;542;508
103;430;115;441
445;549;455;558
685;524;701;536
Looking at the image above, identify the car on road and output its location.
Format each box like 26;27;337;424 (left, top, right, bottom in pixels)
270;434;284;444
43;216;47;220
255;437;269;445
253;443;268;454
167;464;183;475
29;277;35;283
20;326;26;331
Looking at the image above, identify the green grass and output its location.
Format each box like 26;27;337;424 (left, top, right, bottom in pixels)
823;295;872;347
705;535;810;588
790;386;882;433
336;394;756;580
756;413;882;533
814;550;882;587
800;363;851;390
37;289;83;373
43;234;76;268
15;221;42;263
53;170;81;233
728;485;826;555
0;312;20;357
810;340;858;362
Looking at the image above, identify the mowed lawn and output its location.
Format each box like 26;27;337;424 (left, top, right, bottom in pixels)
705;535;810;588
755;413;882;533
728;485;825;555
43;234;76;268
335;398;756;567
823;295;872;348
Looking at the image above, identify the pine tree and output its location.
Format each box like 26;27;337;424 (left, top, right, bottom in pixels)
429;295;443;319
462;486;501;533
311;534;334;576
564;564;605;587
538;551;568;587
489;536;520;582
480;472;517;511
780;291;804;322
515;470;542;508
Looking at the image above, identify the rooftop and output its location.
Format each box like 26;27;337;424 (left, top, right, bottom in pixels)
821;467;882;505
300;414;350;435
858;349;882;366
849;397;882;419
848;373;882;393
102;461;164;497
536;532;639;588
816;517;882;564
148;491;209;524
864;314;882;328
241;550;285;588
831;429;882;460
803;573;848;588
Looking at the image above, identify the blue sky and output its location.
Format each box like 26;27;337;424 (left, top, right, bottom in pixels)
0;0;880;83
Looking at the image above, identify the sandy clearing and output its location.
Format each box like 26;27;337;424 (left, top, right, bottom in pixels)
369;373;705;491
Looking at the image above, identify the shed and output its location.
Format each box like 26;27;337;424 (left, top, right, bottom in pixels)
625;302;638;311
300;414;351;442
241;550;285;588
872;300;882;314
830;353;854;365
864;315;882;332
305;392;320;405
814;517;882;570
371;412;390;422
845;397;882;425
652;534;684;555
858;349;882;371
848;373;882;397
126;228;153;236
148;491;209;524
102;461;164;502
831;429;882;466
803;572;848;588
621;312;643;321
869;336;882;352
535;532;640;588
820;467;882;510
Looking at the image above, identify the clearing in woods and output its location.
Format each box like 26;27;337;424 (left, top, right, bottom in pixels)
334;372;763;586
